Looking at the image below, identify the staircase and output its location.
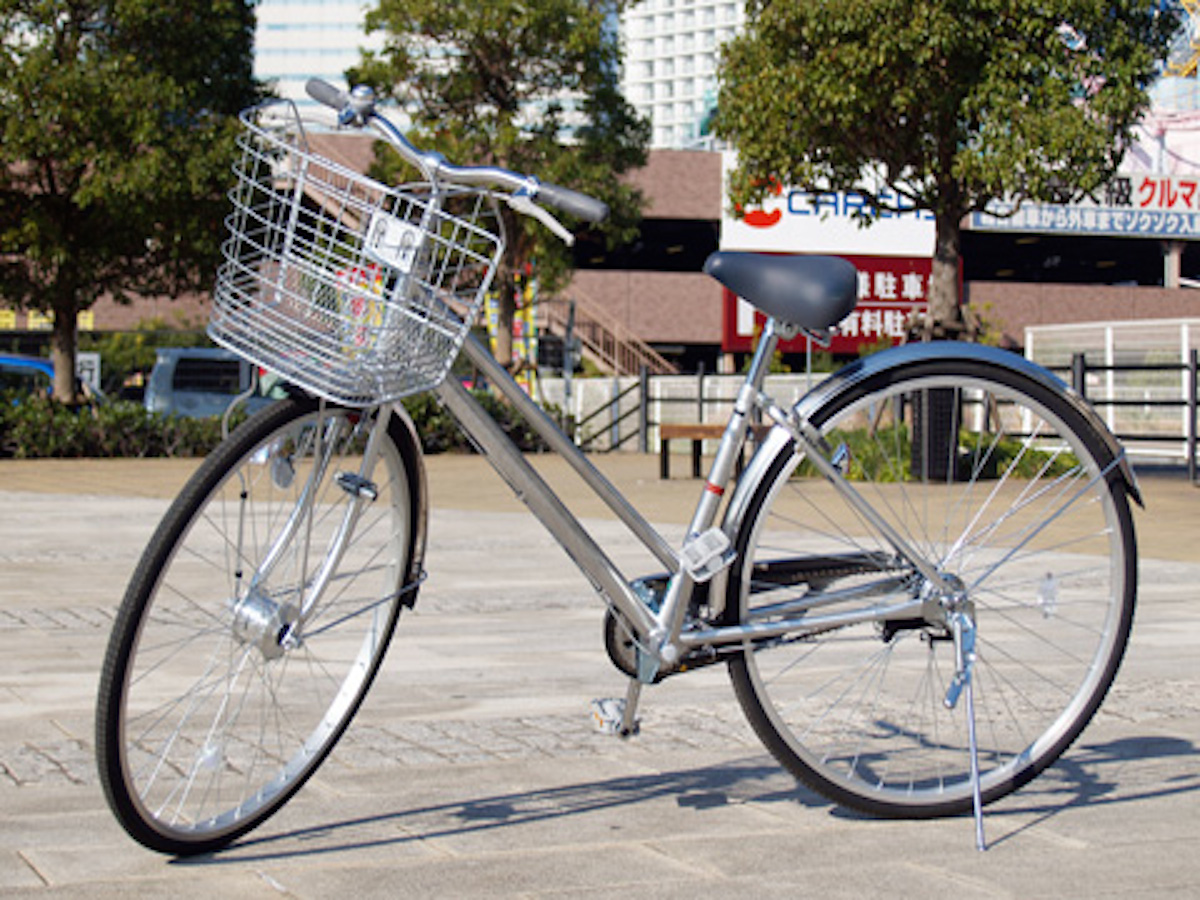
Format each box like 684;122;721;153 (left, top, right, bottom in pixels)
540;293;678;377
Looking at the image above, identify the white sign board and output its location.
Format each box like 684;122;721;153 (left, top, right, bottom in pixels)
720;153;935;256
75;352;101;394
970;172;1200;240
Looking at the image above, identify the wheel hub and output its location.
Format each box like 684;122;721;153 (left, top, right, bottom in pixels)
920;571;973;623
231;589;300;660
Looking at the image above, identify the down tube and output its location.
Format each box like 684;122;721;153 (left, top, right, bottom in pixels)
460;333;678;571
432;372;659;640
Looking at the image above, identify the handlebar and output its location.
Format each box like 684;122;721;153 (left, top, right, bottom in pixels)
305;78;609;225
305;78;349;112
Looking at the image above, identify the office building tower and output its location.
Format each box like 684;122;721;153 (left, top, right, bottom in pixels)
254;0;382;105
620;0;745;149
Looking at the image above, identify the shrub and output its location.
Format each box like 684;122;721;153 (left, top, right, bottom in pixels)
0;388;549;458
401;389;551;454
0;395;234;458
791;424;1079;482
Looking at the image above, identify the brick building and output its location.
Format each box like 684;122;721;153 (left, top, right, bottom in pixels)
6;138;1200;370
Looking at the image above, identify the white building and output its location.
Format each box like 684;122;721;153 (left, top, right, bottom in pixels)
253;0;745;143
254;0;382;105
620;0;745;149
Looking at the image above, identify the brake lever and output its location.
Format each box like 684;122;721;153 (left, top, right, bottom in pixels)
505;193;576;246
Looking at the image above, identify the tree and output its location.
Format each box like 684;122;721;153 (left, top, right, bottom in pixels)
717;0;1177;338
350;0;649;367
0;1;260;401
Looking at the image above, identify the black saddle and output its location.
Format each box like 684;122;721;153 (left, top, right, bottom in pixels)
703;252;858;331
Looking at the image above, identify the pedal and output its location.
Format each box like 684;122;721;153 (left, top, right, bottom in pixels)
590;697;640;738
679;528;734;582
335;472;378;501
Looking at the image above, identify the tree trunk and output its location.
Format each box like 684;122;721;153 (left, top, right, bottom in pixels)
491;228;530;370
911;208;966;481
924;210;964;340
493;282;515;369
49;291;78;404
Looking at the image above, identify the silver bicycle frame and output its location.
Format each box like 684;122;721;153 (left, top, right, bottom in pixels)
431;319;927;672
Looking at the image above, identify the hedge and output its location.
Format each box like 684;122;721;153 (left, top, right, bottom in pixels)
0;391;551;459
0;396;238;458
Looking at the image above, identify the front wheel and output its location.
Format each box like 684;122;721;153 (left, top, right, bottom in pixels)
96;397;423;854
726;359;1136;817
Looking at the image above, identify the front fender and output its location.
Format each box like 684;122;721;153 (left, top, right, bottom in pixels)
388;401;429;593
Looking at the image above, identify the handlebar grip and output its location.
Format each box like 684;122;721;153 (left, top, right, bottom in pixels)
306;78;350;111
536;183;609;223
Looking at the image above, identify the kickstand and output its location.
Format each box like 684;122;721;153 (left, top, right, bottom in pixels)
964;666;986;851
946;611;987;851
620;678;642;737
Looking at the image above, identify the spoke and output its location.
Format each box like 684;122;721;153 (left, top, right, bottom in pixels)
966;459;1117;594
733;368;1130;816
941;415;1044;569
106;403;412;845
151;640;255;823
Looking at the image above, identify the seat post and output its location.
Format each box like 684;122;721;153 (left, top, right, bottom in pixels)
684;317;780;533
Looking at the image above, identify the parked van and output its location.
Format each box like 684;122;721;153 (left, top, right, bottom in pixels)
145;348;284;418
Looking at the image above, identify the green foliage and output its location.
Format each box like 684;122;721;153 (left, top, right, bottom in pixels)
717;1;1177;326
799;348;836;373
0;387;550;458
0;0;262;400
793;425;1078;481
0;396;238;458
793;425;913;481
401;389;552;454
350;0;650;362
957;430;1080;479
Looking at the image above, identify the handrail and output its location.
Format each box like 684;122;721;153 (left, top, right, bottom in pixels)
540;294;677;377
553;358;1199;484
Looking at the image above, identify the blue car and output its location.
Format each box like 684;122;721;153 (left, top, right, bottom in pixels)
0;354;55;397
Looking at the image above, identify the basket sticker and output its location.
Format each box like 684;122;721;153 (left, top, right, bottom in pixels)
337;264;385;354
366;210;423;274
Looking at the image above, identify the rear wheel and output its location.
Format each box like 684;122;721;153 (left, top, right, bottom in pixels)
726;360;1136;817
97;398;422;854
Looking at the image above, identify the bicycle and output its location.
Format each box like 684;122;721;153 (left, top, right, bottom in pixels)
95;80;1140;857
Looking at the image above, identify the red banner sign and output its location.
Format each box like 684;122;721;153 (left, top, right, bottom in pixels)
722;255;932;355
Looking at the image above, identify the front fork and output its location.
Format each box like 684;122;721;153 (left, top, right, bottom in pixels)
232;402;392;656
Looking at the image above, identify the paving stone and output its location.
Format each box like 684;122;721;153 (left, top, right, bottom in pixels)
0;460;1196;898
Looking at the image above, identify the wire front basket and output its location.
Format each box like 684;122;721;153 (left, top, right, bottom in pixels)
209;101;504;406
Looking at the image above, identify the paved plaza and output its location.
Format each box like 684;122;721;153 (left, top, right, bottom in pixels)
0;453;1197;898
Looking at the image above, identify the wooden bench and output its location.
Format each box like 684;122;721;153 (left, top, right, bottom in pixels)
659;423;771;479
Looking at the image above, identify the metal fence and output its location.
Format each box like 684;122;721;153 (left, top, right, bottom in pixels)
536;368;825;453
1026;318;1200;479
533;330;1200;482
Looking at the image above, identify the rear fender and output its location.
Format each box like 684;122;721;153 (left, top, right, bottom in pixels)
709;342;1142;614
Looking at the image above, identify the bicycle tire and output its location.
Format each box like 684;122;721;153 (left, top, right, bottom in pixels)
96;397;423;854
724;357;1136;817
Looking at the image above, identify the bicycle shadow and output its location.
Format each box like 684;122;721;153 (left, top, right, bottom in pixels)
176;733;1199;865
971;733;1200;848
175;754;829;866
